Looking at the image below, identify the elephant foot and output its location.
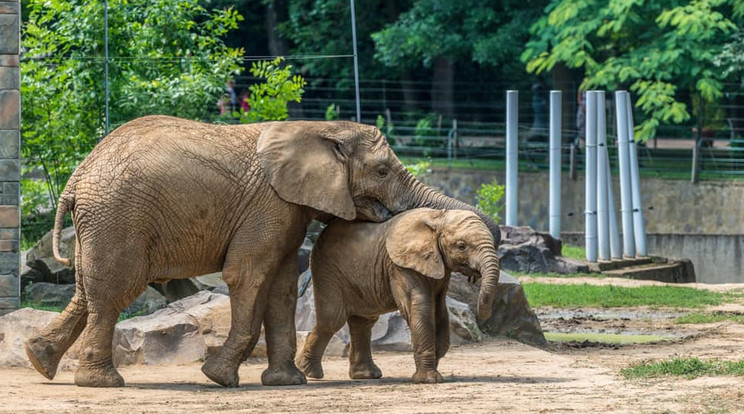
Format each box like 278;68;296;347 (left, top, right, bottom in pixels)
261;363;307;386
24;337;64;380
412;369;444;384
296;355;324;379
74;365;125;387
201;355;240;388
349;362;382;380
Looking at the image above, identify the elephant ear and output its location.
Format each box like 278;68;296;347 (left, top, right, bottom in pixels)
385;209;446;279
257;122;356;220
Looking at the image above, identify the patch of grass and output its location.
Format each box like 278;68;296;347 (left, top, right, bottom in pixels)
514;271;602;279
622;357;744;379
523;283;728;309
560;244;586;261
675;312;744;325
20;301;65;313
545;332;671;344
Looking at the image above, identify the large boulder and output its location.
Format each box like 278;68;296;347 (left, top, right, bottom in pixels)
448;271;546;347
0;308;81;369
23;282;166;317
499;225;588;274
22;226;76;285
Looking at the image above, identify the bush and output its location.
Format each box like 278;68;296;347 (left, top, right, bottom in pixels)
240;57;306;123
476;179;505;223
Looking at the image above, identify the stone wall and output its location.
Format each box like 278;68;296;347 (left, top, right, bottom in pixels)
425;167;744;235
0;0;20;314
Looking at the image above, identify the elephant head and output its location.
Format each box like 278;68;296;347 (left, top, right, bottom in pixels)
257;121;501;246
385;209;500;321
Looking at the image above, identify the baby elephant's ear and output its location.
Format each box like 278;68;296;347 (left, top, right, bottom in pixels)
385;209;445;279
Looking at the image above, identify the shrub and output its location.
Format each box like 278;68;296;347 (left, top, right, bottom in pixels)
476;179;505;223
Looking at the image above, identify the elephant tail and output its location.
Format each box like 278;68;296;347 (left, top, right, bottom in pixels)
52;194;74;267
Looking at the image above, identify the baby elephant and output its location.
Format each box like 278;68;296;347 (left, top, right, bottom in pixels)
296;208;500;384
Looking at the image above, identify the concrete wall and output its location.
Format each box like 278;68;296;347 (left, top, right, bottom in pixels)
426;168;744;235
0;0;20;314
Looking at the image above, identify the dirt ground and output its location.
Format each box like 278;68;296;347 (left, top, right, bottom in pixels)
2;278;744;414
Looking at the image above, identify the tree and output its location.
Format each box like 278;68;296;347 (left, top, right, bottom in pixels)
21;0;243;207
239;57;306;122
522;0;744;141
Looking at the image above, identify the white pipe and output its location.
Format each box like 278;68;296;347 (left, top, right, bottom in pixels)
606;154;622;259
549;90;562;239
584;91;598;262
506;90;519;226
615;91;636;258
596;91;610;261
625;93;647;257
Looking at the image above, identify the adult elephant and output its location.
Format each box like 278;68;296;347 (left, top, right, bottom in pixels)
25;116;501;388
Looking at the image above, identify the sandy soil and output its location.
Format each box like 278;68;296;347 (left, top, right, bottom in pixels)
3;279;743;414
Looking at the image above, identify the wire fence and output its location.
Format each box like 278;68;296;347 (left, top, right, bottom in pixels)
227;75;744;180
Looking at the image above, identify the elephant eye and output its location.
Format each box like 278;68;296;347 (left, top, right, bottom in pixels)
377;167;389;178
456;241;467;251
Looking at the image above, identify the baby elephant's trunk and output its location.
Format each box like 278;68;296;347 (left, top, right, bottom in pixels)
476;252;501;322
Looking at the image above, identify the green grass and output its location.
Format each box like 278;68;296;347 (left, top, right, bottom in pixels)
523;283;731;309
559;244;586;261
513;271;602;279
621;357;744;379
675;312;744;325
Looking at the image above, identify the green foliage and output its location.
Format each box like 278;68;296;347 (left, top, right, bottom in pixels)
240;57;306;123
523;283;728;309
475;179;505;223
523;0;742;141
621;357;744;379
404;160;431;179
21;0;243;220
412;116;439;147
675;312;744;324
325;104;340;121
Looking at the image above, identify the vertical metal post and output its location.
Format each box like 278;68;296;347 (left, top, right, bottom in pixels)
505;90;518;226
596;91;610;261
349;0;361;122
104;0;110;137
584;91;598;262
625;93;647;256
615;91;636;258
549;90;562;239
606;154;622;259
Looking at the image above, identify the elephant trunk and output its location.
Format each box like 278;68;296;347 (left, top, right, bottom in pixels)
394;169;502;245
476;250;501;322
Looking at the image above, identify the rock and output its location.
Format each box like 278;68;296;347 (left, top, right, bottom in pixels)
448;271;546;347
23;282;75;308
297;237;314;275
21;227;76;285
114;291;231;366
498;225;587;274
123;286;167;317
446;296;483;343
0;308;80;370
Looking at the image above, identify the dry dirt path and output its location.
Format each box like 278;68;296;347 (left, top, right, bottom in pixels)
2;333;743;414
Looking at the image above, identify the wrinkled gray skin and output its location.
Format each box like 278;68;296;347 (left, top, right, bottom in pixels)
24;116;501;388
297;208;500;384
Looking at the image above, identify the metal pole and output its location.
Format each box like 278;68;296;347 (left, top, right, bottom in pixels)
584;91;598;262
505;90;519;226
349;0;361;122
596;91;610;261
549;90;562;239
625;93;647;256
615;91;636;258
104;0;110;137
606;152;622;259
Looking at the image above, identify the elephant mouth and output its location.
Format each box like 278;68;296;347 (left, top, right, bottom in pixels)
353;197;392;223
458;267;482;283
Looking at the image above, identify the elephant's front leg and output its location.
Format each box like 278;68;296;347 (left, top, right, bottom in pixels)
348;315;382;379
201;254;274;387
434;292;450;371
261;255;307;386
407;297;444;384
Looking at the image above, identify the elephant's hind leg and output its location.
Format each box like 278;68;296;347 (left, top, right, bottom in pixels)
25;289;88;380
25;239;88;380
347;315;382;380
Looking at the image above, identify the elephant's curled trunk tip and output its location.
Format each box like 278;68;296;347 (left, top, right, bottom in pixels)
52;196;72;267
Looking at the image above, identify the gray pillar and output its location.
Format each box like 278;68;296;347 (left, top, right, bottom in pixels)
0;0;21;314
